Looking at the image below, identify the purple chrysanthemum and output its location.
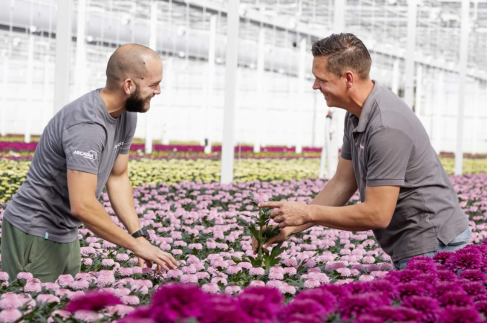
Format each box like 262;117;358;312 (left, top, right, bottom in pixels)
319;284;351;302
436;270;458;281
456;280;486;298
368;279;399;300
438;292;474;308
354;314;384;323
238;286;283;323
150;283;209;322
338;292;390;320
475;300;487;317
392;270;422;283
406;256;438;273
280;299;328;322
433;252;455;265
402;296;440;323
372;306;419;322
347;281;372;295
429;281;466;299
458;270;487;283
200;294;250;323
416;272;439;284
397;281;429;300
440;306;483;323
118;305;153;323
281;313;322;323
445;248;483;272
65;291;122;312
294;288;336;314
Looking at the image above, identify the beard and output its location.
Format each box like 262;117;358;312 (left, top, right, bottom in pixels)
124;85;149;113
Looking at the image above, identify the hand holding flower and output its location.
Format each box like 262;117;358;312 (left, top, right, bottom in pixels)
259;201;312;228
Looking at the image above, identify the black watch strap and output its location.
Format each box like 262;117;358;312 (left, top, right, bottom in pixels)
132;228;149;239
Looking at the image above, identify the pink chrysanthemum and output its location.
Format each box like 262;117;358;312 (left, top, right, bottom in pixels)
73;310;103;322
16;272;33;280
249;267;265;275
0;309;22;323
121;295;140;305
202;283;220;294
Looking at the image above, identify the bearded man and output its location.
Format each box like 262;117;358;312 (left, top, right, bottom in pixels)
1;43;178;282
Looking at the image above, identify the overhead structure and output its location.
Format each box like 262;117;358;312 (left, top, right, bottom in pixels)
0;0;486;156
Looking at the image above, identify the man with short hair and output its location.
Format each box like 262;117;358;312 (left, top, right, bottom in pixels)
254;33;470;269
1;43;178;282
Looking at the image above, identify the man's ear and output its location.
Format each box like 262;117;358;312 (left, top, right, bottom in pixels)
345;71;354;89
123;79;134;95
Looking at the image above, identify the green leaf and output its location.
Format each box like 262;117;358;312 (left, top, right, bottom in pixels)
231;256;242;264
237;216;251;227
249;226;260;241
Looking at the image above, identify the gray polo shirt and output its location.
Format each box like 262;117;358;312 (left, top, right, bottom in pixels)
4;89;137;243
341;82;469;262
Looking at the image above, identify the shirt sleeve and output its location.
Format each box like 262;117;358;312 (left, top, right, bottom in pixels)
119;112;137;155
340;115;352;160
62;123;106;175
366;127;414;187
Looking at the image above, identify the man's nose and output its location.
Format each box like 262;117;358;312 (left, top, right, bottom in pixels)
154;84;161;95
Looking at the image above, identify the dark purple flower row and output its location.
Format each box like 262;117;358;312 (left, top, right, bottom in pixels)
65;242;487;323
0;141;324;154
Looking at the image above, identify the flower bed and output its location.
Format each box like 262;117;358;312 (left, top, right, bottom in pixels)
2;157;487;203
0;174;486;322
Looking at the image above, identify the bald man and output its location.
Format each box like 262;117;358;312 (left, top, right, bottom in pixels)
1;44;178;282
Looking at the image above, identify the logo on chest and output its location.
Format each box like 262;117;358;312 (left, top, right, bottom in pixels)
360;143;365;152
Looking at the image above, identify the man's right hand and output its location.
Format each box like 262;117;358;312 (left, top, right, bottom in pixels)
132;238;178;272
252;226;295;255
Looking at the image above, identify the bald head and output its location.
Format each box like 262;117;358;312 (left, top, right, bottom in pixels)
106;43;161;88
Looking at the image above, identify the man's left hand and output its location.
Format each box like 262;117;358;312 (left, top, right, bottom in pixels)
258;201;312;228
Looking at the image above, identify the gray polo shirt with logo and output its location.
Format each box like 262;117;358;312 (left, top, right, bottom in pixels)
4;89;137;243
341;82;469;262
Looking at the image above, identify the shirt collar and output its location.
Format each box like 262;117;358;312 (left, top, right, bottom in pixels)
350;80;380;133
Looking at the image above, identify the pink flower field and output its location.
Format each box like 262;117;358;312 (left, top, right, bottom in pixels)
0;174;487;322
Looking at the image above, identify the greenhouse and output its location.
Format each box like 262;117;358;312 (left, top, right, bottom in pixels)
0;0;487;322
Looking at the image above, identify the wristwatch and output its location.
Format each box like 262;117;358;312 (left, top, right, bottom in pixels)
132;227;150;240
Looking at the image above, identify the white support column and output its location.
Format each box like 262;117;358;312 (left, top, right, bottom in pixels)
295;37;306;154
53;0;72;115
204;15;217;154
75;0;86;99
432;71;444;154
319;0;346;178
414;64;423;114
391;59;400;95
161;59;172;145
43;56;51;129
333;0;345;33
319;111;331;179
145;0;157;155
220;0;240;184
327;108;338;179
253;28;265;153
25;35;34;143
404;0;417;108
472;81;480;155
1;55;8;137
455;0;469;175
